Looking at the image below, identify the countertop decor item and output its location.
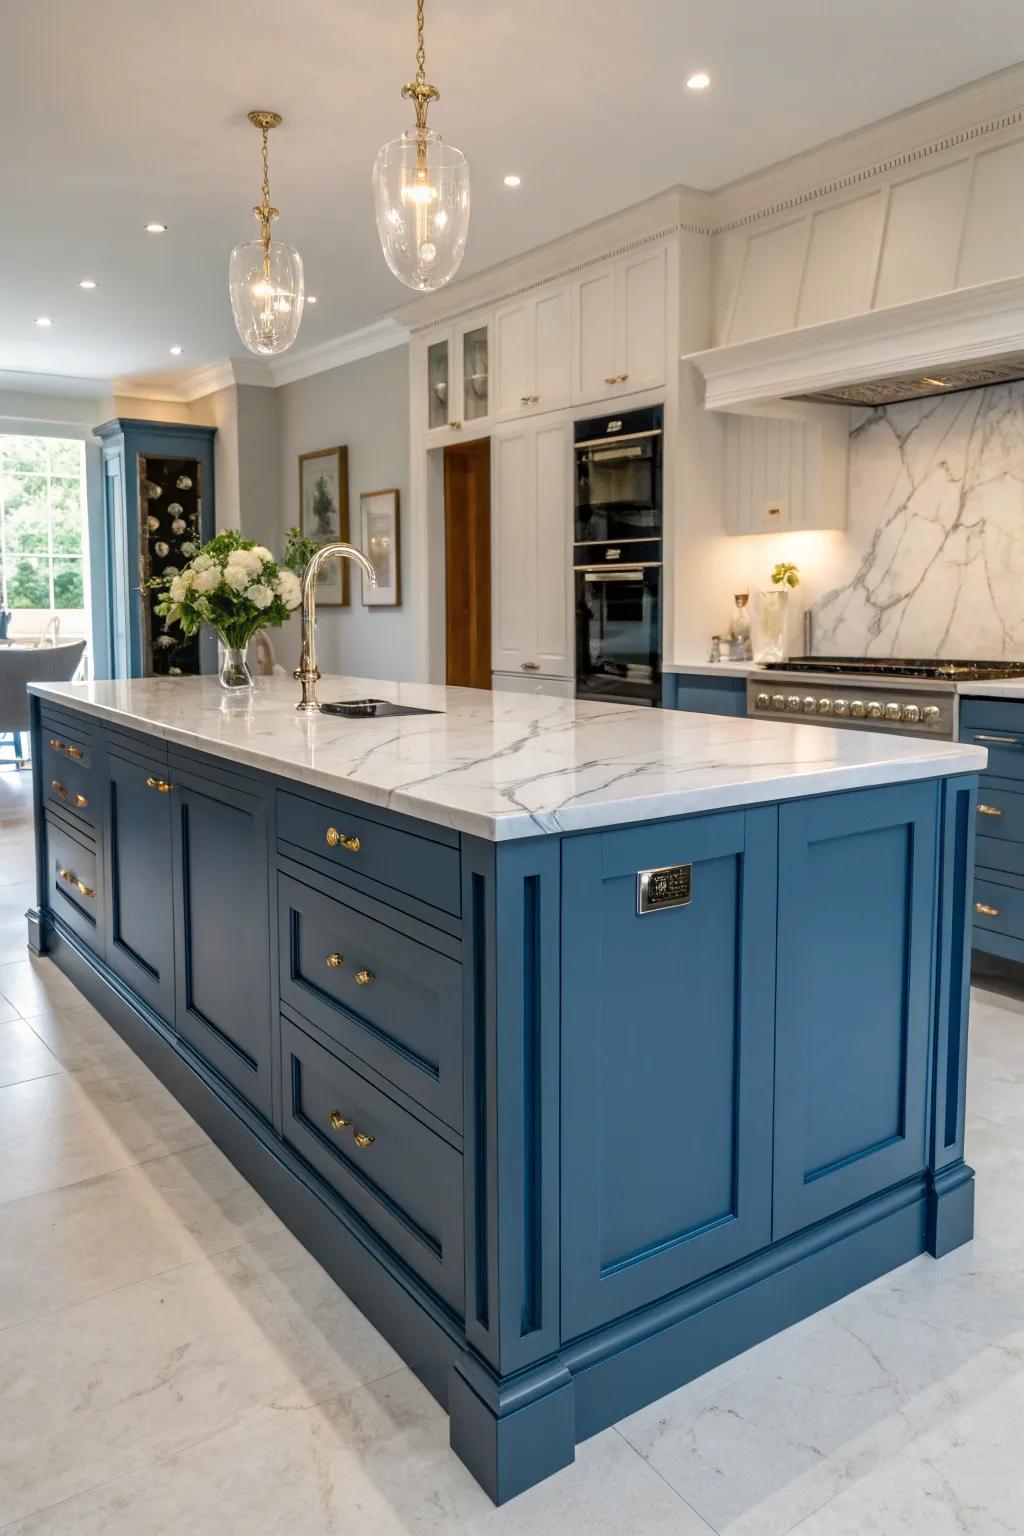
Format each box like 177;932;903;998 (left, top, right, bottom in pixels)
299;447;350;606
229;109;304;355
756;564;801;664
729;592;752;660
360;488;401;607
146;530;301;690
372;0;470;292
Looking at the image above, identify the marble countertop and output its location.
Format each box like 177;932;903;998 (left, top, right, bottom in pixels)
956;679;1024;698
30;674;986;841
663;660;760;677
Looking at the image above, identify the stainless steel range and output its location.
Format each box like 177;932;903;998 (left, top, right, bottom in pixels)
746;658;1024;740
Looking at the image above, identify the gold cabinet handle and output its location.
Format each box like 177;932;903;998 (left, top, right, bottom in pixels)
51;778;68;799
353;1129;375;1149
74;792;88;809
974;734;1022;746
326;952;344;968
978;804;1003;817
618;372;629;382
450;420;462;430
354;969;375;986
522;661;540;671
976;902;1000;917
520;394;531;404
329;1111;352;1131
58;867;95;899
325;827;360;852
603;374;617;384
146;776;173;793
49;737;84;761
51;781;91;809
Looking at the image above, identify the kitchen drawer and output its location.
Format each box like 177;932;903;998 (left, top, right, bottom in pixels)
43;750;96;830
279;872;463;1130
277;790;461;917
972;873;1024;940
975;783;1024;877
960;704;1024;783
41;715;95;772
281;1017;464;1313
45;813;103;952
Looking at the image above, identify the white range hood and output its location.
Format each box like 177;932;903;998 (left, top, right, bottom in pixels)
685;272;1024;412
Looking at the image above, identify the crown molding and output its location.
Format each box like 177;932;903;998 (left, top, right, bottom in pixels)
685;273;1024;410
0;367;110;400
265;319;409;387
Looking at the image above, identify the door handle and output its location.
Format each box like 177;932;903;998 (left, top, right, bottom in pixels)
977;804;1003;817
976;902;1000;917
146;776;173;793
325;827;361;852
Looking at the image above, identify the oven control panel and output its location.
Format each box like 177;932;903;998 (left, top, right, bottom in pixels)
746;679;951;737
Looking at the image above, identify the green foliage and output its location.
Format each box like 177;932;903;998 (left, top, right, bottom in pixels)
282;525;320;577
771;562;800;589
6;557;49;608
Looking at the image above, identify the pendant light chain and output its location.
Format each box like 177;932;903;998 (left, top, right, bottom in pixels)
402;0;439;133
230;109;304;355
415;0;426;84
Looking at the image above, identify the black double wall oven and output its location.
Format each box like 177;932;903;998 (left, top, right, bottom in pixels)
574;404;663;707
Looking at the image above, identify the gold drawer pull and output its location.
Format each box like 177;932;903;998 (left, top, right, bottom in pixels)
52;780;90;810
146;776;173;793
51;778;68;799
74;793;88;809
330;1111;352;1131
354;969;375;986
976;902;1000;917
353;1129;375;1149
49;737;84;761
604;374;617;384
974;734;1021;746
58;867;95;899
522;662;540;671
325;827;360;852
978;804;1003;817
326;952;344;968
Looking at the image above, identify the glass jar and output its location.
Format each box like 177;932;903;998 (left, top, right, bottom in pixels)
755;589;789;664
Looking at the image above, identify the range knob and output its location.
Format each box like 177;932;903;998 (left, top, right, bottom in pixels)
884;702;903;721
922;705;942;725
817;697;833;715
771;694;786;711
902;703;921;724
803;696;817;713
755;692;770;710
866;701;883;719
787;695;802;712
833;698;850;717
850;700;866;718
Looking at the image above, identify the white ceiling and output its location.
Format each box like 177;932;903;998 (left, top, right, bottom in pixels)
3;0;1024;389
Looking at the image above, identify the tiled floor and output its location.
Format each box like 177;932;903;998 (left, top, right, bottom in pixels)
1;764;1023;1535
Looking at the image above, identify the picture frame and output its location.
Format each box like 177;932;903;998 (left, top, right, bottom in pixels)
359;488;401;608
299;446;349;606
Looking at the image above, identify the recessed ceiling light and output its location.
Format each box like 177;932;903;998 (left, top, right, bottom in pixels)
169;345;183;356
503;174;522;187
35;316;53;328
686;71;711;90
307;295;317;304
79;279;97;290
145;222;168;233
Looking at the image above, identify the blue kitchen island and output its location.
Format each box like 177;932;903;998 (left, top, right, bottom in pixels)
27;675;985;1503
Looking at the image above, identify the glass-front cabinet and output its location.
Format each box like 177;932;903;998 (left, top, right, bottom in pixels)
421;317;490;439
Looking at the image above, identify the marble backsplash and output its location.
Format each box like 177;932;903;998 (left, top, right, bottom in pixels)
813;381;1024;658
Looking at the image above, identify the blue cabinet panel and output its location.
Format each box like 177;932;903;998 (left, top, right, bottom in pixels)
958;698;1024;955
662;672;749;717
774;782;938;1239
45;813;103;953
560;805;777;1338
104;744;175;1023
171;766;273;1119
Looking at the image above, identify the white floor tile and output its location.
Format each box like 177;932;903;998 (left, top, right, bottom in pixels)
0;1016;62;1088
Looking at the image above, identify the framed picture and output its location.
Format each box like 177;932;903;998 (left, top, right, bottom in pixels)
299;446;349;606
360;489;401;608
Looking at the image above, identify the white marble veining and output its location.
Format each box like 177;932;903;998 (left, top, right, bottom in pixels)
815;383;1024;659
31;675;984;840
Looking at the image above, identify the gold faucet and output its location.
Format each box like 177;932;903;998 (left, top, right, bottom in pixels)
294;541;377;713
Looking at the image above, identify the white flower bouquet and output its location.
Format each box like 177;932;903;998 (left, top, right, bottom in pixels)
147;531;302;687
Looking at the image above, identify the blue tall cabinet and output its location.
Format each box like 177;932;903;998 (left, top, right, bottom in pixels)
96;419;216;678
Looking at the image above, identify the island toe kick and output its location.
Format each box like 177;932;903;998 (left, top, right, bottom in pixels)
26;685;982;1504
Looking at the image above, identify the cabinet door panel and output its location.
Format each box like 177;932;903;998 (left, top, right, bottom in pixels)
171;769;273;1119
561;807;777;1339
573;266;617;403
495;302;532;417
773;782;938;1240
533;421;572;677
618;246;667;394
491;428;535;672
105;747;175;1021
533;286;570;412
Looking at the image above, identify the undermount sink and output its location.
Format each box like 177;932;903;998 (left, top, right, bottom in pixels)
318;697;442;720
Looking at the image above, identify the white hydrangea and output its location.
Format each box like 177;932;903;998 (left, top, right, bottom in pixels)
224;563;251;591
168;576;188;603
227;547;263;577
191;553;215;572
250;545;274;566
246;583;274;610
275;569;302;609
191;565;220;595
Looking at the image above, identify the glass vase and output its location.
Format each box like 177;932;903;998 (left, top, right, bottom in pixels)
217;637;254;691
755;589;789;664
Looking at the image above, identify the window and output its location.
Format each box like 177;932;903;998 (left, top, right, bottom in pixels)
0;435;89;650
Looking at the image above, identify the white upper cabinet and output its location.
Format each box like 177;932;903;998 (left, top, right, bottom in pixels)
418;314;491;441
572;244;668;405
722;410;848;535
494;284;571;420
491;419;572;678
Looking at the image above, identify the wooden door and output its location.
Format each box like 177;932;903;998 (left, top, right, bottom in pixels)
105;744;175;1022
171;764;274;1120
561;807;778;1338
532;420;572;678
617;245;667;395
773;782;939;1240
444;438;492;690
491;427;536;674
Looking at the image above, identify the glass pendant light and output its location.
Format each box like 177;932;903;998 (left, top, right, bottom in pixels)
229;110;305;354
372;0;470;292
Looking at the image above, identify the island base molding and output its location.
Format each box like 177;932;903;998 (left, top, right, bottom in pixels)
25;910;978;1506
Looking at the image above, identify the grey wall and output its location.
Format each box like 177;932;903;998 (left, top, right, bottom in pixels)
275;345;413;681
235;384;280;548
